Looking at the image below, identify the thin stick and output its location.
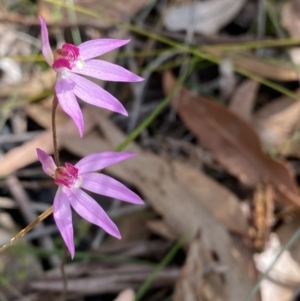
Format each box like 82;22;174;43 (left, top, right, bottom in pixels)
0;206;53;253
52;95;69;299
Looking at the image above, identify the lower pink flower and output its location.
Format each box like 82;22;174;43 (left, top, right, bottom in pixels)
37;148;143;258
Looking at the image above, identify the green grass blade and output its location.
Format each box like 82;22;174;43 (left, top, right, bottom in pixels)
135;236;186;301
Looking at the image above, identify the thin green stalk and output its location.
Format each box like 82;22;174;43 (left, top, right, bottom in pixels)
52;95;60;166
116;60;196;151
65;0;81;45
135;236;186;301
204;38;300;51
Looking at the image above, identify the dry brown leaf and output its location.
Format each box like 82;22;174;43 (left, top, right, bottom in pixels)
231;53;298;82
39;0;152;28
108;208;152;244
255;233;300;301
163;71;300;207
62;114;256;301
0;106;96;176
282;0;300;67
204;48;299;81
146;220;177;240
281;0;300;39
174;232;227;301
164;0;246;35
253;92;300;157
229;79;259;121
174;161;248;235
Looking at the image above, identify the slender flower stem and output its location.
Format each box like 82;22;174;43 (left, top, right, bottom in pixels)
52;95;68;297
52;95;60;166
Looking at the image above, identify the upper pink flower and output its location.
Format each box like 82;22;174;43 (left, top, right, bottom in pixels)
36;148;144;258
39;17;143;136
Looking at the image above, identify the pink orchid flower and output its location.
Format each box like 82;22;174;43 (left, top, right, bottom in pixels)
37;148;143;258
39;17;143;136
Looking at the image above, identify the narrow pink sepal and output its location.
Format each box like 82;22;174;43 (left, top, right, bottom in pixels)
68;73;128;116
78;39;130;61
75;152;136;174
36;148;56;177
73;60;144;82
81;173;144;205
39;16;54;66
53;187;75;258
55;77;84;137
68;188;121;239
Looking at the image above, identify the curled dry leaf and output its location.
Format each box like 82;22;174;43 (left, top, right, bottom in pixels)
253;92;300;157
163;71;300;207
281;0;300;68
146;219;177;240
254;233;300;301
174;232;228;301
229;79;259;122
164;0;246;35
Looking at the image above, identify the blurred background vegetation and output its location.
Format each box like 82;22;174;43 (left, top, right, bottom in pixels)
2;0;300;300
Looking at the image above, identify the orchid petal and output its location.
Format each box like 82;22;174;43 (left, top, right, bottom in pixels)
36;148;56;177
67;73;127;116
74;60;143;82
39;16;53;66
69;188;121;239
81;173;144;204
78;39;130;61
55;77;84;137
75;152;136;174
53;187;75;258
